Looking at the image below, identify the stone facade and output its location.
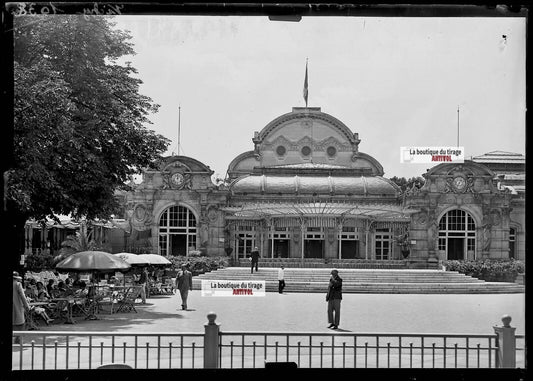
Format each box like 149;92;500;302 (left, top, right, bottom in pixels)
116;109;525;265
405;161;521;265
120;156;228;256
24;109;524;267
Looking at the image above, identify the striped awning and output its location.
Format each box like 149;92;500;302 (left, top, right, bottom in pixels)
222;201;418;221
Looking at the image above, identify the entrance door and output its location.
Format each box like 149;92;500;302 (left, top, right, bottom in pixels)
236;234;255;259
340;241;358;259
305;240;323;258
447;238;464;260
170;235;187;256
375;228;391;260
273;240;289;258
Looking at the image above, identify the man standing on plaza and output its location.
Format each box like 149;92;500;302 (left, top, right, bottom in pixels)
278;265;285;293
176;263;193;310
326;269;342;329
250;246;260;274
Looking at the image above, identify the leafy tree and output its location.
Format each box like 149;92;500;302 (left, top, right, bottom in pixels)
7;15;170;267
389;176;425;193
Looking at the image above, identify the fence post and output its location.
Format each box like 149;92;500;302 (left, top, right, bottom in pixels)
204;312;220;368
493;314;516;368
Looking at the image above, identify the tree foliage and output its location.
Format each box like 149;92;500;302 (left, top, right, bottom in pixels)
10;15;170;222
389;176;425;193
53;221;110;263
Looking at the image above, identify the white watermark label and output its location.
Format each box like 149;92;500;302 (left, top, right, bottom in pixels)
400;147;464;164
201;280;266;297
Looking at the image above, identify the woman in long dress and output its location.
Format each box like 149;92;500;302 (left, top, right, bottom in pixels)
13;271;30;344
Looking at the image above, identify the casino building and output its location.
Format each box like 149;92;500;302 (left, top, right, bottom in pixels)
23;108;526;268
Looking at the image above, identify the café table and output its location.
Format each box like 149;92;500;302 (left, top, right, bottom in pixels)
92;285;131;314
51;297;84;324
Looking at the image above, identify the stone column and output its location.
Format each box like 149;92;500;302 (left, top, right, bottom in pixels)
493;315;516;368
337;224;343;259
203;312;220;368
300;223;306;259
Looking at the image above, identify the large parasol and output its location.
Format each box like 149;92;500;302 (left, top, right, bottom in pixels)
137;254;172;266
114;252;150;266
56;250;131;272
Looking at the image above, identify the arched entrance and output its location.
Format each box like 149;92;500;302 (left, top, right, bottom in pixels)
438;209;476;260
158;205;197;256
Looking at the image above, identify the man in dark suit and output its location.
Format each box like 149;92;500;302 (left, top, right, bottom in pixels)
326;269;342;329
250;246;260;273
176;263;193;310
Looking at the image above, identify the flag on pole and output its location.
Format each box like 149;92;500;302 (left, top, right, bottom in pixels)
303;60;308;107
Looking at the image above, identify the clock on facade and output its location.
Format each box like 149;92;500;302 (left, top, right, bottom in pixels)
452;176;466;191
171;173;185;187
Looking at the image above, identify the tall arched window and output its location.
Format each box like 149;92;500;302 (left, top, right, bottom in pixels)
158;205;197;256
438;209;476;260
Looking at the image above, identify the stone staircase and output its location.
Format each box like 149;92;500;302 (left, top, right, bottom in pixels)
193;267;525;294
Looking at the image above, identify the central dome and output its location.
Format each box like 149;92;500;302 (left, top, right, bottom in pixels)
227;107;386;181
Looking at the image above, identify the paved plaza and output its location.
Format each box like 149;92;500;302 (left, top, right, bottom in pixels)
11;290;526;372
23;290;525;335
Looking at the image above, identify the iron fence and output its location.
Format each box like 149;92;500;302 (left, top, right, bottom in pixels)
12;331;204;370
12;314;525;370
218;332;525;368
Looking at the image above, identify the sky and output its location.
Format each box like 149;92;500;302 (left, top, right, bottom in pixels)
111;15;526;181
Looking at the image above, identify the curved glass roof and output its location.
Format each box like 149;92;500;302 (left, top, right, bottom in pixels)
231;175;399;196
222;201;417;220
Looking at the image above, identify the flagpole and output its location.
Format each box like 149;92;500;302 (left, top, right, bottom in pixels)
303;58;308;108
457;106;460;147
178;105;181;155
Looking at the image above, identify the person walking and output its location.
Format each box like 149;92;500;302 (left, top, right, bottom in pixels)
13;271;30;344
176;263;193;310
278;265;286;293
250;246;260;273
326;269;342;329
137;267;148;304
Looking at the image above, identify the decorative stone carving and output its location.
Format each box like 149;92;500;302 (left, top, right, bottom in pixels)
163;160;191;172
481;211;492;251
490;209;502;226
296;136;314;149
207;205;219;222
134;204;147;221
301;119;313;128
200;223;209;246
130;203;153;231
414;212;428;227
125;201;135;219
440;194;457;204
427;221;438;251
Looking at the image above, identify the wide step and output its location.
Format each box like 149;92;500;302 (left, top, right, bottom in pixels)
193;268;524;294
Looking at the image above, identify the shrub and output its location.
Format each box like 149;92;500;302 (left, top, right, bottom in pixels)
168;255;230;276
443;259;525;282
24;250;56;272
